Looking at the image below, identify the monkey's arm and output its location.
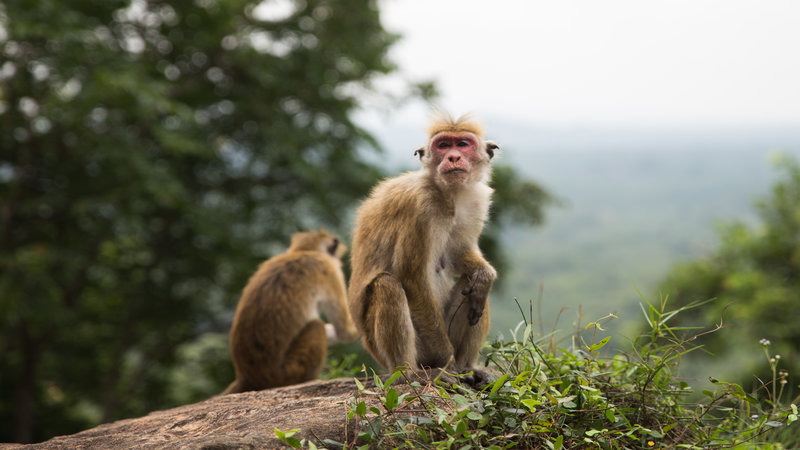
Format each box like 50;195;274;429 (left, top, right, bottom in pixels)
319;266;359;344
452;248;497;326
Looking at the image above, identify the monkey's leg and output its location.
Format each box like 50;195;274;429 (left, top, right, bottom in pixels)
444;276;492;385
274;318;328;387
362;273;418;370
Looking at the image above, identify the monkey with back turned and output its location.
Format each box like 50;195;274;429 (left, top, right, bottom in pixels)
223;229;359;393
348;113;498;386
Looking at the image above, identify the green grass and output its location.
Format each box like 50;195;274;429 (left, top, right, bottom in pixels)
279;296;799;449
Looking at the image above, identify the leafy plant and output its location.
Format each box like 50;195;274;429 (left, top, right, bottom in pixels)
299;296;799;448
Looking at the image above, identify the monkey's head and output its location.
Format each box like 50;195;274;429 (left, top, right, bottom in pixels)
288;229;346;260
415;113;498;187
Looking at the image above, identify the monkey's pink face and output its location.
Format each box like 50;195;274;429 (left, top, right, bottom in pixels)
430;132;483;182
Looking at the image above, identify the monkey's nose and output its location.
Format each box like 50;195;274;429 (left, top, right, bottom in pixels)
447;153;461;163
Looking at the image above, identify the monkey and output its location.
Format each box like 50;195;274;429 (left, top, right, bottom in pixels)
223;229;359;394
348;112;499;386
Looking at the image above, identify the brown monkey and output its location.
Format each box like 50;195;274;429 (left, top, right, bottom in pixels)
223;229;359;394
348;113;498;385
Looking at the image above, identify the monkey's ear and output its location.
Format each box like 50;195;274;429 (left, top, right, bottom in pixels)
414;147;425;159
327;238;339;256
485;141;499;159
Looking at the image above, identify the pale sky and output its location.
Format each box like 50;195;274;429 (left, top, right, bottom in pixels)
368;0;800;128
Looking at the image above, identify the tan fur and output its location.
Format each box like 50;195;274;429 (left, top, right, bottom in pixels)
426;112;486;138
349;114;497;384
223;229;358;394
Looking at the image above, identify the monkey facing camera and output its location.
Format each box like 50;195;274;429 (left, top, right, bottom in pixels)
348;112;498;386
223;229;359;394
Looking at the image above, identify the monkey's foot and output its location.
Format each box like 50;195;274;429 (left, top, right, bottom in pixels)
397;366;497;389
395;367;459;387
457;367;498;388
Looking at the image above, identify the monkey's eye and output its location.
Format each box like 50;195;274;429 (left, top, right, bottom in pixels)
456;140;470;147
436;140;450;149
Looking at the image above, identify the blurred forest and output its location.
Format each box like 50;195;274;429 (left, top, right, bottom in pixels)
0;0;551;443
661;155;800;393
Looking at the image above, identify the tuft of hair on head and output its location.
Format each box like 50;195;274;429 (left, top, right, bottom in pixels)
426;111;485;138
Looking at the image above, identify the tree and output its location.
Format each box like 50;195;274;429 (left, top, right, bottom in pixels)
659;154;799;390
0;0;402;442
0;0;552;443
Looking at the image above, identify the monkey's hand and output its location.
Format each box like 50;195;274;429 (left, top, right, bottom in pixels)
461;267;495;326
324;323;337;340
325;322;360;345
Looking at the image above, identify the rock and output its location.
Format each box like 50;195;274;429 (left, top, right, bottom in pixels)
7;378;370;449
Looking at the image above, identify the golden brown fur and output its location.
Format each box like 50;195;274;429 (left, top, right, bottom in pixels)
425;112;486;138
223;229;358;394
348;114;497;386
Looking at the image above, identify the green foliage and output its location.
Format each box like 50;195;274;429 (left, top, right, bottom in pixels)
320;297;799;448
659;154;800;389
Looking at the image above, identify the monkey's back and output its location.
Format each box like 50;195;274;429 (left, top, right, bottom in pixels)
229;251;337;381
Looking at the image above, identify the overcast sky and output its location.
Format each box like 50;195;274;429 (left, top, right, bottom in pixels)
368;0;800;129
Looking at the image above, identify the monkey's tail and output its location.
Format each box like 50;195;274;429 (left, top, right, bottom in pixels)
221;379;243;395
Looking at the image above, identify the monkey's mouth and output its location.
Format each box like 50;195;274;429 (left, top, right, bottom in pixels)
444;168;467;174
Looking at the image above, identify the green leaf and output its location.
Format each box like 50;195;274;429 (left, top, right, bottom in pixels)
490;373;509;396
521;398;541;411
397;392;410;406
523;323;533;343
453;394;469;406
384;370;404;388
455;419;467;437
553;435;564;450
384;388;399;410
589;336;611;352
273;428;302;448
